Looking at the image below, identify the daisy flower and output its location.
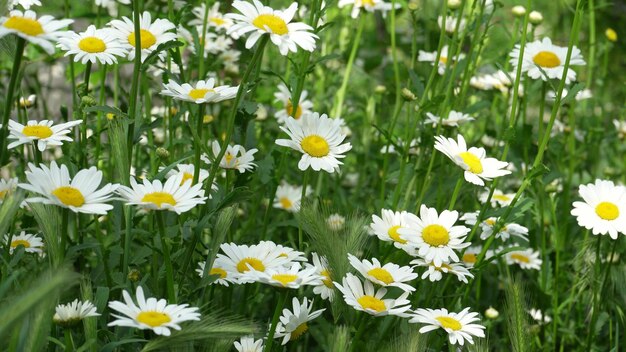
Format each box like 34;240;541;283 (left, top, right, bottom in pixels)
438;15;467;34
19;94;37;108
398;205;470;267
19;162;118;215
410;258;474;283
108;286;200;336
190;2;233;31
5;231;44;254
425;110;474;127
262;241;307;262
461;212;529;242
10;0;42;10
479;188;515;207
216;242;290;283
0;10;73;54
275;113;352;173
410;307;485;346
275;297;325;345
0;177;18;204
177;28;232;55
234;336;264;352
117;174;207;214
196;259;238;286
470;70;513;93
460;246;484;268
571;179;626;239
418;45;464;75
504;248;542;270
334;273;411;317
528;308;552;325
327;213;346;231
202;140;258;173
348;254;418;292
160;78;238;104
509;37;585;84
53;299;100;327
162;163;213;188
7;119;82;152
379;138;420;155
338;0;399;19
108;11;177;62
434;134;511;186
227;1;318;56
242;262;322;288
274;83;314;124
57;25;126;65
546;88;592;102
369;209;414;251
311;252;335;301
273;181;310;213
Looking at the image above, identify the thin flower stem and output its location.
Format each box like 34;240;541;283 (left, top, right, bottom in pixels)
156;212;176;303
0;37;26;162
193;104;206;184
299;169;310;250
586;238;617;350
264;290;289;352
447;176;464;210
126;1;144;176
332;15;365;119
60;208;69;263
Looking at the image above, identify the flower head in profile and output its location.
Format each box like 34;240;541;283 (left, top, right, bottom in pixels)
7;119;82;152
276;113;352;173
202;140;258;173
274;83;314;124
334;273;411;317
410;258;474;283
5;231;44;255
0;10;73;54
241;262;322;288
509;37;585;84
227;0;318;55
108;11;177;62
0;177;18;204
409;307;485;346
234;336;264;352
461;212;529;242
438;15;466;34
311;252;335;301
216;242;291;283
369;209;414;252
57;25;127;64
338;0;399;19
160;78;238;104
275;297;325;345
571;179;626;239
19;94;37;108
108;286;200;336
273;181;310;213
479;188;515;207
349;254;418;292
190;2;233;31
19;162;118;214
504;247;542;270
418;45;464;75
425;111;474;127
53;299;100;327
196;258;238;286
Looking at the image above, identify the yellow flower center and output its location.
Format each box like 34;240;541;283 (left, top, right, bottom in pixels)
210;267;227;279
362;0;375;6
285;100;303;119
485;218;496;226
11;239;31;248
180;172;194;185
22;125;53;139
290;322;309;340
532;51;561;68
106;113;116;120
271;274;298;286
127;29;157;49
367;268;394;285
252;14;288;35
141;192;177;208
321;269;333;288
387;225;407;244
236;257;265;273
595;201;619;220
279;197;293;209
78;36;107;53
493;194;511;202
4;16;44;36
422;224;450;246
188;88;214;100
136;311;171;327
225;152;234;164
300;135;330;157
605;28;617;42
439;56;448;64
462;253;477;264
210;17;226;26
52;186;85;207
0;190;7;199
458;152;483;174
357;295;386;312
510;253;530;263
436;316;462;331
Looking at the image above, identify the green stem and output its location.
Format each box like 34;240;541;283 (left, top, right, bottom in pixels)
0;37;26;162
126;1;143;176
264;290;288;352
156;212;176;302
60;208;69;263
447;176;464;210
298;169;310;250
64;329;74;351
193;104;206;184
586;239;617;350
332;16;365;119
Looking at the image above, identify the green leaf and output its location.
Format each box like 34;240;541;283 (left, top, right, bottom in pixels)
140;40;184;72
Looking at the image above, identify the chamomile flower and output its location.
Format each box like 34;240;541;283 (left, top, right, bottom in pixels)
19;94;37;108
326;213;346;231
461;212;529;242
275;297;325;345
19;162;118;215
5;231;44;254
216;242;290;283
438;15;466;34
410;308;485;346
311;252;335;301
479;188;515;207
434;134;511;186
425;110;474;127
262;241;307;262
470;70;513;93
369;209;413;250
418;45;464;75
571;179;626;239
117;174;207;214
509;37;585;84
528;308;552;324
273;181;310;213
398;205;470;267
227;1;318;56
348;254;418;292
190;2;233;31
234;336;264;352
108;286;201;336
162;164;212;188
160;79;238;104
410;258;474;283
275;113;352;173
0;177;18;204
460;246;484;268
0;10;73;54
504;248;542;270
7;119;82;152
10;0;42;9
202;140;258;173
242;262;322;288
108;11;177;62
274;83;314;123
57;25;127;64
334;273;411;317
338;0;399;19
53;299;100;327
196;259;238;286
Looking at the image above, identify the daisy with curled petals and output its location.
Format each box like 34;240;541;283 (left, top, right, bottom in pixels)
0;177;18;204
434;134;511;186
504;248;542;270
409;307;485;346
5;231;44;254
348;254;418;292
242;262;322;288
275;297;325;345
338;0;398;19
418;45;464;76
202;140;258;173
108;11;177;62
425;110;474;127
226;0;318;56
57;25;126;65
53;299;100;327
398;205;470;267
369;209;413;251
571;179;626;239
196;259;237;286
509;37;585;84
311;252;335;301
274;83;314;124
410;258;474;283
262;241;307;262
273;181;310;213
163;163;211;187
108;286;200;336
7;119;82;152
461;211;529;242
234;336;264;352
0;10;73;54
19;162;118;215
479;188;515;207
334;273;411;317
216;242;290;283
19;94;37;108
117;173;207;214
276;113;352;173
160;78;238;104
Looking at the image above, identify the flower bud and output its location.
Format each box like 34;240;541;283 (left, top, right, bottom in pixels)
605;28;617;42
156;147;170;159
447;0;462;10
485;307;499;319
401;88;417;101
529;11;543;25
512;5;526;17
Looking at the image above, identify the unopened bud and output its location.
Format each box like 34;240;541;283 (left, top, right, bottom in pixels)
447;0;462;10
485;307;499;319
156;147;170;159
375;85;387;94
401;88;417;101
512;5;526;17
529;11;543;25
127;268;141;282
81;95;96;107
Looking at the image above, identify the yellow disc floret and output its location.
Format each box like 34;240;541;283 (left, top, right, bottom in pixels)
301;135;330;157
52;186;85;207
128;29;156;49
253;14;288;35
136;311;171;327
78;36;107;53
533;51;561;68
4;16;44;36
595;201;619;220
421;224;450;246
